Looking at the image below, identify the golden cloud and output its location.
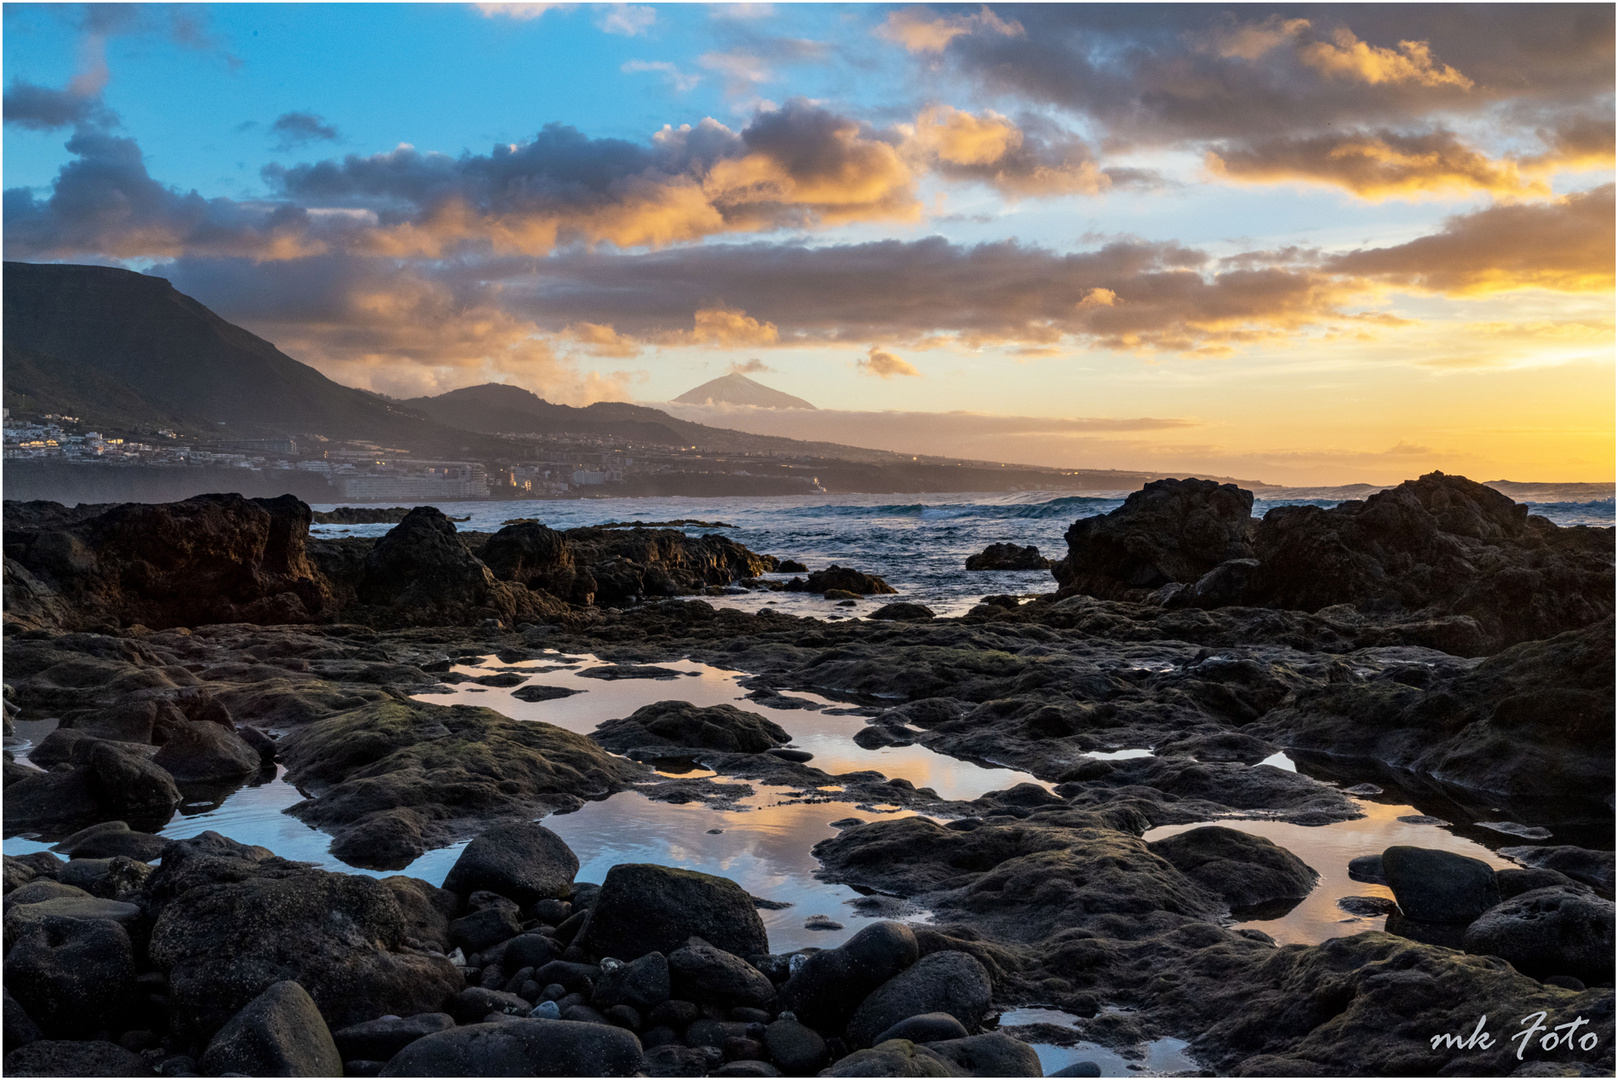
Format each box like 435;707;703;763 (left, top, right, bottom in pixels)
1207;130;1549;199
857;346;921;377
876;5;1022;54
1329;184;1615;294
1299;28;1473;89
1207;16;1313;61
903;105;1112;197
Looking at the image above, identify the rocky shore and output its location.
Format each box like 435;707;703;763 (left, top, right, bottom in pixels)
3;473;1613;1077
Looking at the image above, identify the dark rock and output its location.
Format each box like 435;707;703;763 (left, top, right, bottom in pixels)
845;951;993;1048
147;861;462;1037
512;684;582;702
150;719;260;782
874;1013;971;1045
1382;846;1501;924
768;748;814;763
669;940;776;1007
777;560;808;573
1384;912;1469;949
529;898;572;923
593;700;789;755
1147;826;1318;910
534;960;601;990
581;864;769;961
1496;867;1580;900
869;603;936;622
1347;854;1387;886
4;987;43;1048
4;1039;154;1077
780;921;920;1034
644;1043;714;1076
506;932;564;972
1501;845;1616;893
594;952;671;1010
1463;886;1615;984
965;544;1050;571
482;522;595;605
1337;896;1399;917
1053;478;1255;599
764;1017;828;1073
3;914;137;1038
650;999;701;1029
440;821;581;906
331;808;428;870
455;987;537;1022
52;821;167;862
4;739;181;833
711;1059;780;1077
332;1013;456;1062
199;980;343;1078
923;1033;1043;1076
605;1003;642;1029
578;665;686;681
1187;558;1261;608
57;855;153;900
1048;1062;1102;1077
804;566;897;596
561;1003;606;1024
684;1019;751;1048
378;1018;644;1077
450;903;525;952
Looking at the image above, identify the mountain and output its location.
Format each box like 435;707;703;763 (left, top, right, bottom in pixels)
2;261;499;454
402;383;898;461
673;373;817;410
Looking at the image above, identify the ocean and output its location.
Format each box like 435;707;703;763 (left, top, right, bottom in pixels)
311;486;1616;619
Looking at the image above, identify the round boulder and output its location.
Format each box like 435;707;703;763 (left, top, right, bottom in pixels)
1382;846;1501;924
442;822;580;905
845;951;993;1049
580;864;768;961
1147;826;1318;910
1462;886;1615;984
378;1018;643;1077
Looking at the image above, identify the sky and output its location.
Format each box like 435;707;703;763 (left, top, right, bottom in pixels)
3;2;1613;485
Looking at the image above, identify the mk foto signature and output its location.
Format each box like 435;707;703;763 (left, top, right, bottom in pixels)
1432;1013;1603;1058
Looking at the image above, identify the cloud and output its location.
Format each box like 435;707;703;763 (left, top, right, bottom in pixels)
905;105;1133;197
1205;16;1312;61
473;3;570;20
154;254;629;404
683;307;779;346
271;111;340;151
1208;129;1548;199
597;5;655;37
1521;113;1617;172
3;80;111;131
877;5;1022;54
621;60;701;93
858;346;920;378
1298;28;1473;89
1328;184;1615;294
729;358;774;374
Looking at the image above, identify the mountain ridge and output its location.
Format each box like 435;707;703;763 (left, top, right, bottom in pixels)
673;372;817;410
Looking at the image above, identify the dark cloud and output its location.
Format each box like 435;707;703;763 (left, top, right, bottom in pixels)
270;111;340;151
1208;128;1548;198
2;80;110;131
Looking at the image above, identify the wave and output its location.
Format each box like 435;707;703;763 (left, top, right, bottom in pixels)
780;494;1125;523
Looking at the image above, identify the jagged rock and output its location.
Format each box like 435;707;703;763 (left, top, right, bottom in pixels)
200;980;343;1078
581;864;769;960
1053;479;1256;599
965;544;1050;571
870;603;936;622
793;566;897;596
481;522;595;605
593;951;671;1010
592;700;789;755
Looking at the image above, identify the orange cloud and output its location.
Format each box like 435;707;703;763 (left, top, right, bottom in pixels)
1328;184;1615;295
1299;28;1473;89
563;321;642;358
686;306;780;346
1207;130;1548;199
857;346;921;377
877;5;1022;53
904;105;1114;197
1207;16;1312;61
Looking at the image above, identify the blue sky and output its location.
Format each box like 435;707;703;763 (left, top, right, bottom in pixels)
4;3;1613;482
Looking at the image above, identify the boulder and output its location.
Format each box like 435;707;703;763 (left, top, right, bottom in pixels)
923;1033;1044;1076
1462;886;1615;984
200;980;343;1078
378;1018;644;1077
3;988;43;1048
803;566;897;596
668;940;776;1007
780;922;920;1034
593;951;672;1010
845;951;993;1048
3;914;137;1038
1501;845;1616;893
331;808;429;870
482;522;594;605
869;603;936;622
3;1039;153;1077
763;1017;828;1073
581;864;769;961
442;821;580;905
1147;826;1318;910
3;740;181;833
332;1012;456;1063
147;864;462;1037
52;821;167;862
822;1040;960;1077
1053;479;1255;599
56;855;153;900
592;701;789;755
874;1013;971;1045
450;903;525;952
1381;846;1501;924
964;544;1050;571
150;719;261;783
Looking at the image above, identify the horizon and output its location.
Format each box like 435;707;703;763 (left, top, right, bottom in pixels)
3;3;1613;486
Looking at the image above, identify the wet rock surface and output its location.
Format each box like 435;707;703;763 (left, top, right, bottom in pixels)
1;476;1612;1077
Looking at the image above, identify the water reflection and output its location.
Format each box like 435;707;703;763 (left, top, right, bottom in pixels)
997;1007;1200;1077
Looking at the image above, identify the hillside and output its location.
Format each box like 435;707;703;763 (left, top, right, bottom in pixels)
673;373;817;410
